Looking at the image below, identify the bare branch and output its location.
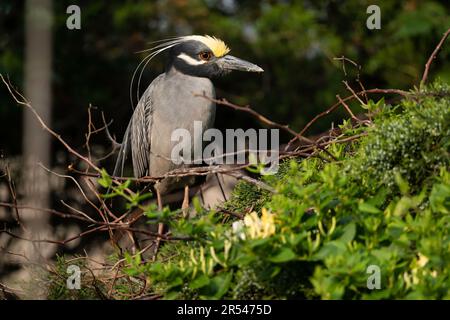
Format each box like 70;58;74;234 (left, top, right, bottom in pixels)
421;27;450;87
196;93;338;161
0;74;101;173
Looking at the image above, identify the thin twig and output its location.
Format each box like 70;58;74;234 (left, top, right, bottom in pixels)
223;171;276;194
420;27;450;87
4;164;25;230
285;87;409;151
196;93;337;161
217;207;244;220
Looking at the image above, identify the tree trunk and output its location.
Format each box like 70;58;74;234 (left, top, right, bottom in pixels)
21;0;53;265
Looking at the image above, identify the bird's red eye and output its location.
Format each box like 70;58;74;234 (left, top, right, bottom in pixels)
199;51;212;61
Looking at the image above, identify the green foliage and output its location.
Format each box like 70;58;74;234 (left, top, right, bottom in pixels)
46;255;106;300
353;84;449;192
46;254;154;300
223;180;271;213
123;83;449;299
98;169;153;209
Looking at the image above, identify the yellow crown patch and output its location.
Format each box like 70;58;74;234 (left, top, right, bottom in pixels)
186;35;230;57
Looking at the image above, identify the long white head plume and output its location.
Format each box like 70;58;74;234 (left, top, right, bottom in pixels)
138;35;230;57
130;35;230;109
131;37;190;108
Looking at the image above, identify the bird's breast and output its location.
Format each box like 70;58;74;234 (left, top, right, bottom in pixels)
149;74;216;177
153;75;216;133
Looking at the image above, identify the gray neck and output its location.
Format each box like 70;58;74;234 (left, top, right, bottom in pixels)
165;64;211;82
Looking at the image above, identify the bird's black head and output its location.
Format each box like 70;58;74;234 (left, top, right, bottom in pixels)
166;35;263;78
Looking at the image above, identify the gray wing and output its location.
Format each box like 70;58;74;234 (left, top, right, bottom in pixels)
113;75;163;178
130;92;153;178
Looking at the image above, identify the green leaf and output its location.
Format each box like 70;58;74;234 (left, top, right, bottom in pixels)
338;222;356;243
189;274;210;290
269;248;296;263
98;168;112;188
167;277;183;290
430;183;450;214
192;197;203;214
358;202;382;214
393;196;413;216
213;272;233;299
248;237;271;248
394;172;410;195
200;272;233;299
312;241;346;260
101;192;118;199
135;192;153;203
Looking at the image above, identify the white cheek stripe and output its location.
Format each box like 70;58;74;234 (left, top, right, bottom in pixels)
177;53;205;66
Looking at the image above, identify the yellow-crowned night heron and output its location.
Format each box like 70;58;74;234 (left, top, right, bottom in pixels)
114;35;263;196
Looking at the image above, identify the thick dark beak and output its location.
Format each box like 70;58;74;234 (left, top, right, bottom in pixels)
217;55;264;73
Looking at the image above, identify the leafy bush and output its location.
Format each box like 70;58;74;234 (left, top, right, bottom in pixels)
121;83;450;300
43;82;434;301
46;255;106;300
44;84;448;300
